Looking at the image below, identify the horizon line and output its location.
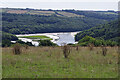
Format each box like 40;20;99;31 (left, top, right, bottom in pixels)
1;7;118;11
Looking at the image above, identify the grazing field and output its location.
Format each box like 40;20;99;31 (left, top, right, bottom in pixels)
7;10;28;14
18;35;52;40
4;9;85;17
57;11;85;17
2;46;119;78
27;11;55;16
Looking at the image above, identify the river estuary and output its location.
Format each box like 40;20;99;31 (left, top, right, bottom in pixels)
15;31;80;46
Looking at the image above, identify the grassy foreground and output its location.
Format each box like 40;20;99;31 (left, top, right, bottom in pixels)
2;46;119;78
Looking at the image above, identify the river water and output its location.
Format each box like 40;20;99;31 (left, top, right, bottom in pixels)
15;31;80;46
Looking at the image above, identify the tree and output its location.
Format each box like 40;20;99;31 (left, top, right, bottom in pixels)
78;36;118;46
2;39;12;47
39;40;57;46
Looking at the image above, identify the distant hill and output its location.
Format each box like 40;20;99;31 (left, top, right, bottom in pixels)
2;8;118;18
75;20;119;42
2;8;118;34
2;8;85;17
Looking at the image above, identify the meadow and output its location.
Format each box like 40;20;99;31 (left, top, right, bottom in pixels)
18;35;52;40
2;46;119;78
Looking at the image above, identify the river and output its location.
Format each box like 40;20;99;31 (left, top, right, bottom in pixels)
15;31;80;46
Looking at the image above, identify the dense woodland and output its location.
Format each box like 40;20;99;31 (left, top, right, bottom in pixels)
75;20;119;43
2;9;117;34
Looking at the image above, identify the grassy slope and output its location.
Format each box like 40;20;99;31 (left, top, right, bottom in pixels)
2;8;84;17
2;46;118;78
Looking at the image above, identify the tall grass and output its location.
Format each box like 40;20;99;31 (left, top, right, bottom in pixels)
2;46;118;78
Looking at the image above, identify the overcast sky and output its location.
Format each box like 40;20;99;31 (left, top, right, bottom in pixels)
1;0;119;2
0;0;119;11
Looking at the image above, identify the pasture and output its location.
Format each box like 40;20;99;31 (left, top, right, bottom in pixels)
18;35;52;40
2;46;119;78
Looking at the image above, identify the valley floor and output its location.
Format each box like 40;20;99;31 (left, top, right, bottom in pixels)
2;46;119;78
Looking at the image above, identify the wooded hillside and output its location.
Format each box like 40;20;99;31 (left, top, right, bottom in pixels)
2;8;118;34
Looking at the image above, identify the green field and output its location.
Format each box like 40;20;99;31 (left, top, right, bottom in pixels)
2;46;118;78
18;35;52;40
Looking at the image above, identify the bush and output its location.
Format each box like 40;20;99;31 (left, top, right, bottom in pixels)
39;40;57;46
63;45;71;58
88;43;94;51
101;46;107;56
25;42;33;46
24;44;29;49
13;43;21;55
2;39;12;47
16;40;33;46
78;36;118;47
76;45;79;51
16;40;25;44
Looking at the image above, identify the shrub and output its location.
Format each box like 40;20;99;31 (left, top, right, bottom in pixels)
76;45;79;51
16;40;25;44
13;43;21;55
39;40;57;46
88;43;94;51
16;40;33;46
63;45;71;58
101;46;107;56
78;36;118;47
24;44;29;49
25;42;33;46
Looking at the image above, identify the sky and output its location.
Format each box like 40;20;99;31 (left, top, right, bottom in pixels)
1;0;119;2
0;0;119;11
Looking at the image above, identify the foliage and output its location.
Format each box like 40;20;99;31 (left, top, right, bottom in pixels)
78;36;118;46
25;42;33;46
16;40;33;46
2;9;117;34
16;40;25;44
75;20;119;43
1;31;18;47
39;40;57;46
2;39;12;47
1;31;18;41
